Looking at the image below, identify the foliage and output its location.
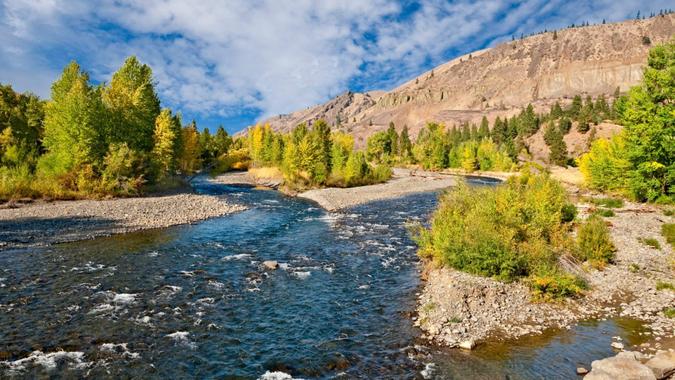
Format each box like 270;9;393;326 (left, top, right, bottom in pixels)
588;197;624;208
664;307;675;318
415;171;581;298
639;237;661;249
579;40;674;202
663;223;675;248
656;281;675;291
593;208;615;217
152;109;182;177
575;216;616;267
178;122;201;174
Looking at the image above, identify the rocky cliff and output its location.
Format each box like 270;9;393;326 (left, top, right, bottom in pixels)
257;15;674;144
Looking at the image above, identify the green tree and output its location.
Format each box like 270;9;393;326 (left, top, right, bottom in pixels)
102;56;160;152
38;62;106;178
387;122;399;157
213;126;232;157
399;125;412;161
366;131;392;163
478;116;490;139
152;109;182;176
178;122;201;174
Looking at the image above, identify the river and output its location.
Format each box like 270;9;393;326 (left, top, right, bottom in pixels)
0;177;647;378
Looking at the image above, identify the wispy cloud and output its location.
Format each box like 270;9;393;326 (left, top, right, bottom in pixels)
0;0;671;130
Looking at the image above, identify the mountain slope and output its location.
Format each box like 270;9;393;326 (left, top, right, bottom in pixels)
257;15;674;145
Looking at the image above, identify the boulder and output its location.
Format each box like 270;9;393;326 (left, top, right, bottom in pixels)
577;367;589;375
585;352;656;380
459;340;475;350
645;351;675;379
262;260;279;270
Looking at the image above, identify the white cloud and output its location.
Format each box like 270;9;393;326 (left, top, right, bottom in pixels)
0;0;671;128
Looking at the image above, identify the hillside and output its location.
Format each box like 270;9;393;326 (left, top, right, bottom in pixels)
256;15;674;146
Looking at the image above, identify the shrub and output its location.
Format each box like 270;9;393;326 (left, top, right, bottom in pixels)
663;224;675;248
656;281;675;291
628;263;640;273
576;216;616;267
589;197;624;208
665;308;675;318
370;164;392;184
415;172;575;286
639;237;661;249
577;135;630;193
529;272;587;300
593;208;615;217
561;203;578;222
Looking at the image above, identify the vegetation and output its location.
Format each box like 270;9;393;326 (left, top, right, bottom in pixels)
593;208;615;218
639;237;661;250
578;40;674;203
656;281;675;291
245;121;391;189
0;58;233;200
664;307;675;318
663;224;675;248
588;197;624;209
415;170;589;299
575;216;616;268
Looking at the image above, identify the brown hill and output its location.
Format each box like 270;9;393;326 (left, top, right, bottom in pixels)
255;15;674;147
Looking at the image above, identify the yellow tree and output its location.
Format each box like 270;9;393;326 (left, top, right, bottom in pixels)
152;109;181;176
178;123;201;174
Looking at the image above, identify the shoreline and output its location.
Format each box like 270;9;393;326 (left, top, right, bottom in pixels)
0;191;245;250
415;200;675;357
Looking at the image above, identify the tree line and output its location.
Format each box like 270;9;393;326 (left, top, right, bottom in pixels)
0;57;233;200
246;120;392;188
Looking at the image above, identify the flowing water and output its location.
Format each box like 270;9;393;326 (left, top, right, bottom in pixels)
0;177;649;379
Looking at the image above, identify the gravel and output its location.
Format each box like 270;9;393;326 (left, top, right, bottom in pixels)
0;193;245;250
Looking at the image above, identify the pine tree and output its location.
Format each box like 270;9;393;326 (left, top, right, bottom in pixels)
213;126;232;157
387;122;399;156
399;125;412;161
478;116;490;139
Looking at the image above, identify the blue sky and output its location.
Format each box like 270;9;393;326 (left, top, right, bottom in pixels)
0;0;672;133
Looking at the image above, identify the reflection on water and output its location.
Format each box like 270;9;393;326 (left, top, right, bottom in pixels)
0;177;652;379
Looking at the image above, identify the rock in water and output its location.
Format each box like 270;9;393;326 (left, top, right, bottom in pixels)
645;351;675;380
458;340;475;350
577;367;589;375
611;342;625;350
262;260;279;270
585;352;656;380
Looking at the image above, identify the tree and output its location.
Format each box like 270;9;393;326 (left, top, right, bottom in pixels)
102;56;160;152
491;117;507;145
518;104;539;136
312;119;332;171
387;122;399;156
550;102;564;119
399;125;412;161
178;122;201;174
478;116;490;139
152;109;181;176
547;127;568;166
366;131;392;163
38;61;107;178
213;126;232;157
568;95;583;119
619;39;675;201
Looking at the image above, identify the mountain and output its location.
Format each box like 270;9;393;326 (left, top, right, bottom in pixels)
254;14;674;146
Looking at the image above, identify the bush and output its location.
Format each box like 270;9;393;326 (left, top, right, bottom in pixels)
665;308;675;318
578;135;630;193
370;164;392;184
589;197;624;208
656;281;675;291
529;272;587;300
593;208;615;217
639;237;661;249
561;203;578;222
576;216;616;267
663;224;675;248
415;172;576;285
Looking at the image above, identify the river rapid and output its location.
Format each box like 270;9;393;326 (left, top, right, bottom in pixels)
0;177;647;379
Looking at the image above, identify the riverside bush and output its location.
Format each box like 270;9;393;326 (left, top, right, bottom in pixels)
415;171;584;298
575;216;616;267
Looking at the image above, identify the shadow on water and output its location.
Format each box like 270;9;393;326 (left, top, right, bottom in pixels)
0;177;655;379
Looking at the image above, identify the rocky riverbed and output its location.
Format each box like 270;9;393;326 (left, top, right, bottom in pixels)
416;201;675;356
0;193;245;250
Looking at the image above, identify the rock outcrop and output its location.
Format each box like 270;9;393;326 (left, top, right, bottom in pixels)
256;15;674;146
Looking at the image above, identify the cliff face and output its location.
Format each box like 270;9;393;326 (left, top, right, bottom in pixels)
257;15;674;144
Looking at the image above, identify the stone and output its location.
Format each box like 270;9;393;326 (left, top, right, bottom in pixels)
585;354;656;380
611;342;625;350
577;367;589;375
262;260;279;270
458;340;475;350
645;351;675;379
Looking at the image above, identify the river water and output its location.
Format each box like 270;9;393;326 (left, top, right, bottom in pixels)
0;177;648;379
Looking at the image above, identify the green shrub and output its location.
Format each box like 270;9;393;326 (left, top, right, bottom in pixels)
415;172;575;286
370;164;392;184
561;203;578;222
639;237;661;250
593;208;615;217
664;308;675;318
529;272;587;300
664;208;675;216
663;224;675;248
589;197;624;208
656;281;675;291
576;216;616;267
628;263;640;273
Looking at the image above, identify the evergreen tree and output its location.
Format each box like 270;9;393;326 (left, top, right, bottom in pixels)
518;104;539;136
399;125;412;161
478;116;490;139
213;126;232;157
551;101;564;119
491;117;507;144
568;95;583;118
387;122;399;156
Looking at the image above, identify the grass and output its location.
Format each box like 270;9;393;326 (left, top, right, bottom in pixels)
588;197;624;209
664;208;675;216
664;308;675;318
628;263;640;273
593;208;615;217
656;281;675;291
662;224;675;248
639;237;661;250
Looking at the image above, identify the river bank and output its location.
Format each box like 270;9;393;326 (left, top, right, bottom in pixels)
416;199;675;357
0;192;245;250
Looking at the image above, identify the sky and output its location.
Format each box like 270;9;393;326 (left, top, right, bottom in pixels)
0;0;671;133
